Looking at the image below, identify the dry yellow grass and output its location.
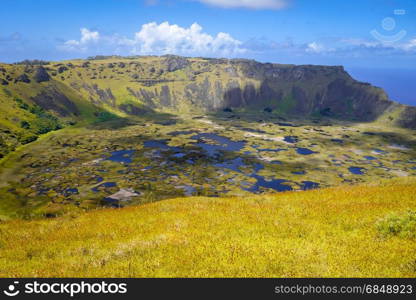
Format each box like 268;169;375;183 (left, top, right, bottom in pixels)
0;178;415;277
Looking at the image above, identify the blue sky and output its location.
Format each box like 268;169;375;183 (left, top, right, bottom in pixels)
1;0;415;69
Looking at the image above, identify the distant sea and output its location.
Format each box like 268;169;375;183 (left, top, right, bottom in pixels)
347;68;415;106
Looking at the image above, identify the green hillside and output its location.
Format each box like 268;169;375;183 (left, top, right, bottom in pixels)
1;55;415;160
0;56;415;278
0;178;415;277
0;55;414;217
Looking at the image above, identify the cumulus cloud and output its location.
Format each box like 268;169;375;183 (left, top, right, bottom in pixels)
194;0;289;10
79;28;100;43
133;22;243;55
58;22;416;60
59;22;245;57
60;28;100;52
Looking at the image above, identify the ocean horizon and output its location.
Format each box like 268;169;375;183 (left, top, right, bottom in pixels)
347;67;415;106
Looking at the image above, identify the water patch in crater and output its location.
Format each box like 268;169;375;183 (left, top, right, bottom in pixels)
105;150;136;164
214;157;246;173
292;170;306;175
63;188;79;197
296;148;316;155
300;181;320;190
191;133;246;157
372;149;388;155
284;136;298;143
92;182;118;192
246;175;293;193
348;167;365;175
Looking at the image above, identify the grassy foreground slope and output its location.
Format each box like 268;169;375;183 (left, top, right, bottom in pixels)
0;178;415;277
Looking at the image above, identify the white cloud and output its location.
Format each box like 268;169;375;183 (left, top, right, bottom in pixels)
340;38;379;48
341;37;416;53
133;22;243;55
60;28;100;52
195;0;289;10
306;42;325;53
59;22;245;57
402;38;416;51
58;24;416;60
80;28;100;43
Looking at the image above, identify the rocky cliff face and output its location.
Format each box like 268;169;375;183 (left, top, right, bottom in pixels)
177;59;393;122
397;106;416;129
0;55;414;128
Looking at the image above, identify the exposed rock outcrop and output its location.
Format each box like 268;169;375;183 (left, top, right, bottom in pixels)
14;73;31;83
397;106;416;129
163;55;190;72
34;67;51;83
57;66;68;73
31;87;79;117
